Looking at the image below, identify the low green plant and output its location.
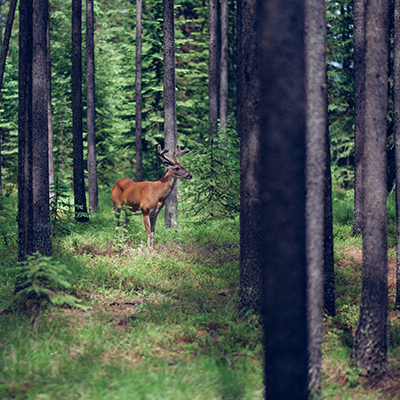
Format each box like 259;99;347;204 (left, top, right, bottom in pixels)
3;252;88;324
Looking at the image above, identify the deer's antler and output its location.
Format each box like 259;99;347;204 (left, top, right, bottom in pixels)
157;144;175;165
175;145;190;159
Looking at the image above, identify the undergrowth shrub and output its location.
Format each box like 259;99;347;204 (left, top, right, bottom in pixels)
3;252;88;325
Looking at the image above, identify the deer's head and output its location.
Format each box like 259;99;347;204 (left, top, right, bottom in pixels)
157;144;192;179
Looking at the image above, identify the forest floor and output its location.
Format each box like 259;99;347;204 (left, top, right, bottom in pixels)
1;191;400;398
322;244;400;400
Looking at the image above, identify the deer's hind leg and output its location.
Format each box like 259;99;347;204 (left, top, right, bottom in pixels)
114;206;122;228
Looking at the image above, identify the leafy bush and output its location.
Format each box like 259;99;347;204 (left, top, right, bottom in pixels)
3;252;88;323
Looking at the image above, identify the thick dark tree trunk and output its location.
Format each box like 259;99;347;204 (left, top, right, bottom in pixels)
209;0;218;137
163;0;178;229
219;0;228;132
86;0;98;214
353;0;389;375
32;0;51;255
394;0;400;310
18;0;34;261
135;0;143;182
259;0;308;397
72;0;88;222
353;0;366;236
238;0;262;312
305;0;328;395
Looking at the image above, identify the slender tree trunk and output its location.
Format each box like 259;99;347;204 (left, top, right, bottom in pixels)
220;0;228;132
163;0;178;229
305;0;328;395
47;1;54;207
0;0;18;211
353;0;389;375
0;0;17;92
353;0;366;236
259;0;308;397
209;0;218;137
18;0;34;261
324;126;336;317
86;0;98;213
72;0;89;222
32;0;52;256
0;1;2;212
394;0;400;310
238;0;262;312
135;0;143;182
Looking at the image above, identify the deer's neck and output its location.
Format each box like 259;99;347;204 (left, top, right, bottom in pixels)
159;171;178;200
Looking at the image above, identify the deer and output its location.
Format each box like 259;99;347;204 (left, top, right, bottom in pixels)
112;144;192;247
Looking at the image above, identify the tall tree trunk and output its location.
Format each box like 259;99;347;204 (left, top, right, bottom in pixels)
0;0;18;211
86;0;98;213
135;0;143;182
18;0;34;261
353;0;389;375
219;0;228;132
47;1;54;207
394;0;400;310
305;0;328;395
0;0;17;92
32;0;52;256
163;0;178;229
324;126;336;317
353;0;366;236
259;0;308;397
238;0;262;312
71;0;88;222
209;0;218;137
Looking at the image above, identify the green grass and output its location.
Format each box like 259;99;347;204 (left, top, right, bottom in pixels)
1;188;400;399
0;190;263;400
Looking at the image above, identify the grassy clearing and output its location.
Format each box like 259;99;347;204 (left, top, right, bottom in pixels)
0;191;263;399
1;189;400;399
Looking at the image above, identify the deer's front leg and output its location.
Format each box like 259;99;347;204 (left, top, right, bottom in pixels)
149;211;158;247
143;213;152;247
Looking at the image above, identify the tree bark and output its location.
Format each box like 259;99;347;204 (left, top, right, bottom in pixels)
0;0;18;212
18;0;34;261
259;0;308;397
394;0;400;310
0;0;17;93
86;0;98;213
353;0;389;375
324;126;336;317
163;0;178;229
238;0;262;312
135;0;143;182
305;0;328;395
47;1;54;207
219;0;228;132
72;0;88;222
209;0;218;137
353;0;366;236
32;0;52;255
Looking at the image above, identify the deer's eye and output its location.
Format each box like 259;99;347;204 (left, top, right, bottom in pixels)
174;167;180;171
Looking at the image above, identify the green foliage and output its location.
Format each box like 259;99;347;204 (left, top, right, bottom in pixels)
182;129;240;220
4;252;88;315
326;0;354;188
